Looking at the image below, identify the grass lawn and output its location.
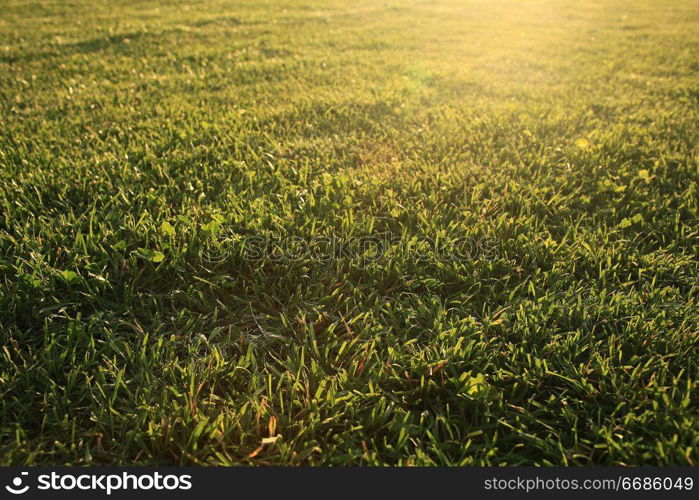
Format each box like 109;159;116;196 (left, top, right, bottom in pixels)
0;0;698;465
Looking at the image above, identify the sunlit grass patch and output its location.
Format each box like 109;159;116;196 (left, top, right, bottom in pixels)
0;0;697;465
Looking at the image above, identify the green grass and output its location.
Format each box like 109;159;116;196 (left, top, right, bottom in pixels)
1;0;698;466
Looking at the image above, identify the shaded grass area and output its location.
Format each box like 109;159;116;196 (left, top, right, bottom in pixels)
0;0;698;465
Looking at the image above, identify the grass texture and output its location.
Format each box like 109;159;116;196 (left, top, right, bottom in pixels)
0;0;698;465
